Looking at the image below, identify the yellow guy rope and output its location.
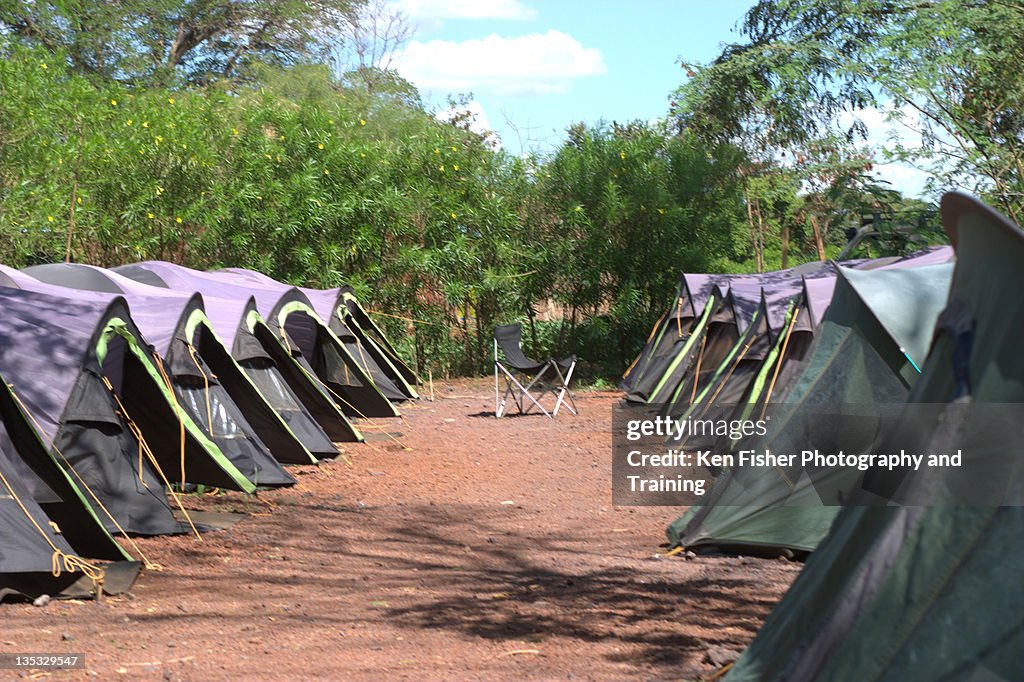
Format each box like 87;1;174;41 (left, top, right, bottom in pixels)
676;297;684;338
696;333;758;420
152;354;188;489
101;377;202;540
688;331;710;407
0;467;105;586
759;306;800;422
186;344;215;435
8;385;162;571
278;326;409;451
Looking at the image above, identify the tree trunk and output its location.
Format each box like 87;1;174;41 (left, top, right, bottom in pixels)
780;221;790;269
809;213;826;261
744;186;762;271
754;198;766;272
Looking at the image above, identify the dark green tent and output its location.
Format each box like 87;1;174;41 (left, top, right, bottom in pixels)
667;261;953;554
725;193;1022;681
621;273;724;403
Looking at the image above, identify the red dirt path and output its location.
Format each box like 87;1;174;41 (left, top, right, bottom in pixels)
3;380;801;680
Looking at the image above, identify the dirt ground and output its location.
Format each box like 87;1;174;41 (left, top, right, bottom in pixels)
3;379;802;680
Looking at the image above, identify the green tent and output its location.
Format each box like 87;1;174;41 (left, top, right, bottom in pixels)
667;261;953;554
621;273;724;403
725;192;1024;681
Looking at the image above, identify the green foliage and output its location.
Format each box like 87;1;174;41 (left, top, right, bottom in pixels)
531;121;749;369
674;0;1024;222
0;22;948;382
0;0;362;84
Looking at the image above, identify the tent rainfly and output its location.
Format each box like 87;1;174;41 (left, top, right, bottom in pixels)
723;195;1022;681
114;262;397;420
0;285;253;536
24;265;342;455
217;267;419;400
12;265;296;488
21;263;320;468
113;263;362;445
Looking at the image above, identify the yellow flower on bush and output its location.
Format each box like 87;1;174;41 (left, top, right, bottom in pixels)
110;99;118;106
47;215;54;222
168;97;175;105
40;62;48;70
318;143;324;150
148;212;154;219
620;152;625;159
175;217;183;224
126;119;133;126
439;165;445;172
450;212;457;219
232;128;239;136
142;121;149;128
453;164;459;171
359;119;366;126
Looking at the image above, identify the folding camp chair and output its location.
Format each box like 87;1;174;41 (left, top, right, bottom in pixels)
494;324;578;418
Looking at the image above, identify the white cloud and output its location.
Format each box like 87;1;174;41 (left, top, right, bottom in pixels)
393;30;606;96
392;0;537;21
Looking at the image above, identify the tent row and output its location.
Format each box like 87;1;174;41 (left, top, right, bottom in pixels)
0;262;417;602
665;255;956;556
625;245;955;556
623;192;1023;680
724;193;1024;680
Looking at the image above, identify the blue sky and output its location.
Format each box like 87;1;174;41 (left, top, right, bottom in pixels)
390;0;752;152
387;0;929;196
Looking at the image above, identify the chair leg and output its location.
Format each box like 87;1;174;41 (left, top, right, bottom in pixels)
553;361;578;416
520;365;554;418
495;363;551;418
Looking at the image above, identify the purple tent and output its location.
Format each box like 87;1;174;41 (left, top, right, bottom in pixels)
14;265;298;485
115;262;397;421
213;268;416;401
0;283;229;536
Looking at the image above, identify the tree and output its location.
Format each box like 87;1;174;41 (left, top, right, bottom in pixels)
331;0;413;94
0;0;364;84
673;0;1024;221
